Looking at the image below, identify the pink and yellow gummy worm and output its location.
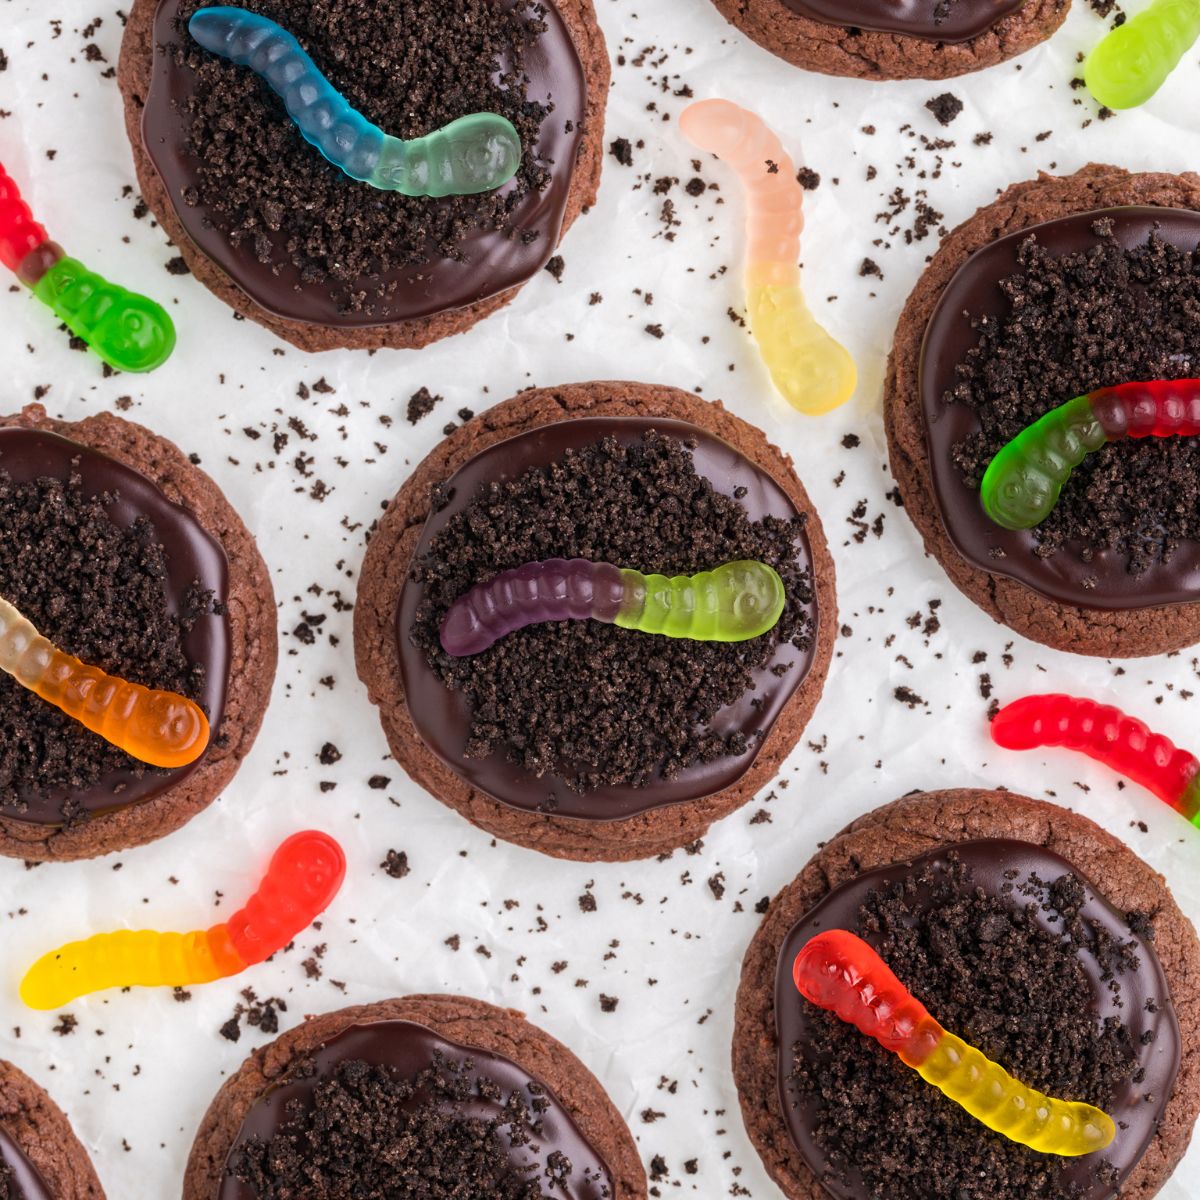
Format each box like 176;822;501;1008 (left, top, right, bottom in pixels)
20;831;346;1009
679;98;856;415
0;594;209;769
793;930;1116;1157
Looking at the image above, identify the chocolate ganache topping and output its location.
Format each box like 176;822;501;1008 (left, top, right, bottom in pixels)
219;1020;615;1199
141;0;587;328
398;418;820;821
0;1128;52;1200
780;0;1028;42
0;428;229;827
921;207;1200;610
775;840;1181;1200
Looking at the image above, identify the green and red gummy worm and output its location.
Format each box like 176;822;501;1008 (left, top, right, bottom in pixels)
980;379;1200;531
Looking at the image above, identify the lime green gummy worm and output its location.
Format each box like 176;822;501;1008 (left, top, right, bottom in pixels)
440;559;787;656
1085;0;1200;109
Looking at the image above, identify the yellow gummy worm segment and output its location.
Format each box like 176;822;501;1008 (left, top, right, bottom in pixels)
910;1025;1117;1157
20;926;244;1010
679;99;856;415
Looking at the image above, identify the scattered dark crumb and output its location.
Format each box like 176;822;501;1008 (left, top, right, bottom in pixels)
406;387;442;425
381;849;410;879
926;92;964;126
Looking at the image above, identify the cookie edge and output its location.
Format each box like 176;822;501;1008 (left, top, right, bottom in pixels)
180;994;648;1200
0;1058;106;1200
885;163;1200;658
352;380;837;862
704;0;1069;81
731;787;1200;1200
0;403;278;862
115;0;610;352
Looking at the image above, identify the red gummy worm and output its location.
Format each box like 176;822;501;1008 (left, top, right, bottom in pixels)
991;694;1200;820
792;929;942;1065
0;162;50;278
226;830;347;965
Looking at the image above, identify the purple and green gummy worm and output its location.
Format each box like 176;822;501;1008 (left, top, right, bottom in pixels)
188;7;523;198
980;378;1200;531
440;559;787;657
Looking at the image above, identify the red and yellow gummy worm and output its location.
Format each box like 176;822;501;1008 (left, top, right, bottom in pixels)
793;930;1115;1156
20;832;346;1009
0;594;209;769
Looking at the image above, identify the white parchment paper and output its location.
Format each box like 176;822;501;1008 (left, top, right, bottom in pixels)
0;1;1198;1195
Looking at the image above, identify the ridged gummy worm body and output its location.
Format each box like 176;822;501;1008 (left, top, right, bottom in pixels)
980;379;1200;530
19;831;346;1009
0;162;175;373
793;930;1116;1157
1085;0;1200;109
678;99;856;415
188;7;523;197
439;558;786;657
992;693;1200;824
0;595;209;769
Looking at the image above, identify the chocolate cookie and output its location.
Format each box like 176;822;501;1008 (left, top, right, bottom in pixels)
354;382;836;861
0;404;276;862
0;1059;105;1199
733;788;1200;1200
117;0;609;352
886;165;1200;657
182;995;646;1199
704;0;1069;80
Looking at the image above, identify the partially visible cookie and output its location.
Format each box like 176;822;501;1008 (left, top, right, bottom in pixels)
0;404;277;862
733;789;1200;1200
704;0;1069;80
183;995;647;1199
886;164;1200;657
354;381;837;861
0;1060;104;1199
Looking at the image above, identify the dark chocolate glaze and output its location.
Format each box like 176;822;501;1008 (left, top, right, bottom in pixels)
397;418;820;821
0;1128;52;1200
774;840;1182;1200
780;0;1027;42
0;428;230;826
218;1019;615;1200
141;0;587;328
920;207;1200;610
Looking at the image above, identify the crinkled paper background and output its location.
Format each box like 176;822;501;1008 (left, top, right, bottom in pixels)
0;1;1198;1195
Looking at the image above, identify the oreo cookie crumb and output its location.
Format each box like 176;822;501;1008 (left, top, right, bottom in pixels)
0;468;212;819
407;388;442;425
233;1054;563;1198
410;432;816;792
947;223;1200;574
169;0;555;315
789;854;1140;1200
926;92;964;126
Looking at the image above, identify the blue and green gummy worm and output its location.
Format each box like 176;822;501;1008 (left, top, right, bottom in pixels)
188;7;523;197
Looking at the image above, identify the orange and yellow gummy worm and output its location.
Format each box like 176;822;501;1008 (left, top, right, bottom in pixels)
20;831;346;1009
0;593;208;768
793;930;1115;1157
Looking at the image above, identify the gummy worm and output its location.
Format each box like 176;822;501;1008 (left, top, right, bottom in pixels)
1085;0;1200;110
992;693;1200;825
19;831;346;1009
0;595;209;769
189;8;522;197
439;558;786;656
980;379;1200;530
0;163;175;373
678;99;856;416
792;930;1116;1157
